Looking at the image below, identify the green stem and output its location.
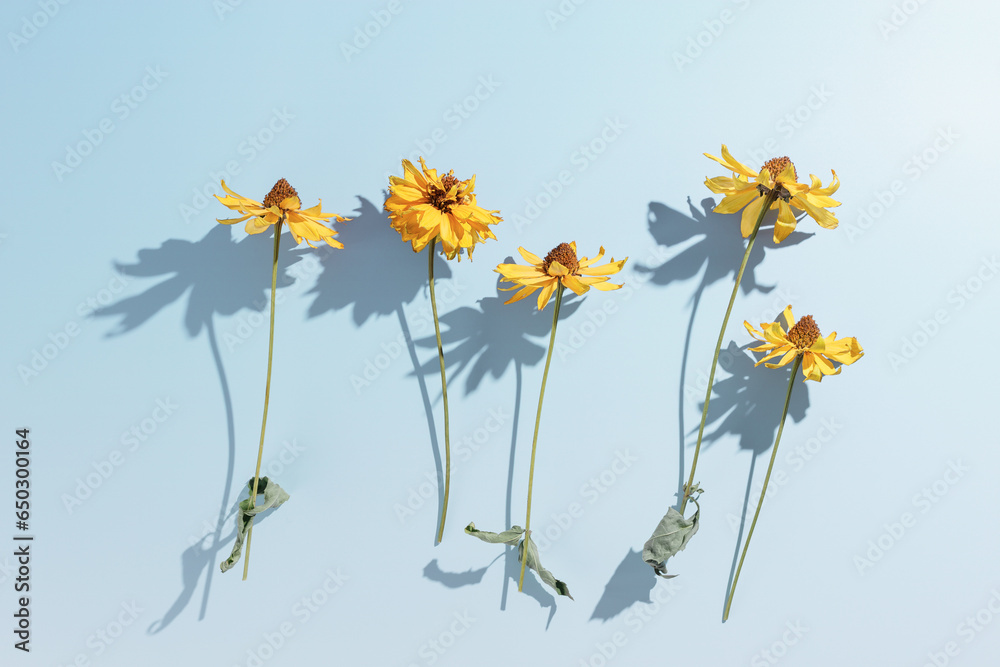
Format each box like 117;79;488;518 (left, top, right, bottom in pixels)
723;355;800;621
680;192;776;516
519;284;564;592
243;219;282;581
429;238;451;544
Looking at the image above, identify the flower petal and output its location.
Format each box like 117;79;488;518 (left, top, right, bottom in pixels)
547;261;570;277
774;201;798;243
518;247;543;265
740;195;766;237
503;285;538;305
781;306;795;329
713;188;759;215
561;274;590;296
536;282;556;310
579;258;627;276
705;145;758;179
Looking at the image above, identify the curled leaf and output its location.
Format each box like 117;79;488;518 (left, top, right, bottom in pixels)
220;477;290;573
520;533;573;599
642;501;699;578
464;522;524;545
466;523;573;599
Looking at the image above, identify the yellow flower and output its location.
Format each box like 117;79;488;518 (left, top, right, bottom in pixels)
215;178;348;248
496;242;627;310
384;158;501;260
744;305;863;382
704;145;841;243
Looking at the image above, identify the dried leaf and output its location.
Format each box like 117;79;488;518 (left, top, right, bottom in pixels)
464;522;524;545
642;502;699;578
465;523;573;599
520;533;573;599
220;477;290;573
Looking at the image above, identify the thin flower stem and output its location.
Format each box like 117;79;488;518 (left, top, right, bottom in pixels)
680;192;777;516
723;355;801;621
429;238;451;544
242;219;282;581
519;284;564;592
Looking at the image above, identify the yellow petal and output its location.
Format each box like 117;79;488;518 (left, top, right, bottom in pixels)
562;274;590;295
763;348;799;369
704;145;758;179
217;214;252;225
536;282;556;310
781;305;795;329
504;285;538;305
245;218;267;235
754;347;788;366
547;261;569;276
744;320;765;341
579;258;626;276
740;195;766;237
795;195;839;229
811;170;840;197
705;175;741;194
713;188;759;215
497;264;543;279
578;246;605;268
776;162;797;187
518;247;543;265
773;201;798;243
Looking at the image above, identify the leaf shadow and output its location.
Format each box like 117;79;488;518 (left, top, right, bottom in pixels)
502;548;558;629
423;558;492;588
146;489;281;634
590;549;657;622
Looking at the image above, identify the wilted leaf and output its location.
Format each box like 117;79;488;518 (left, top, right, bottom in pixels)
464;522;524;545
220;477;290;573
520;533;573;599
466;524;573;599
642;502;699;578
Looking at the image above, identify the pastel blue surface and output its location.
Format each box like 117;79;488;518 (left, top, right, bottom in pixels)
3;1;1000;665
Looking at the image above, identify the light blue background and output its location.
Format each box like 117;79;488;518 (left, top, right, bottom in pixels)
3;0;999;665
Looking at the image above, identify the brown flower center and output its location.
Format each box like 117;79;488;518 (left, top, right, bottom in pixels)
542;243;579;275
761;156;797;182
786;314;820;349
263;178;298;209
427;171;466;213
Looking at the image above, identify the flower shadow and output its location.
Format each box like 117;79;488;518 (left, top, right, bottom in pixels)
91;223;302;632
697;341;811;617
406;270;582;615
409;271;583;396
694;341;811;457
302;194;452;326
635;196;812;508
303;195;455;544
